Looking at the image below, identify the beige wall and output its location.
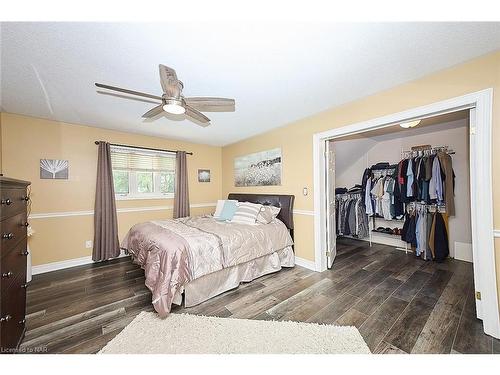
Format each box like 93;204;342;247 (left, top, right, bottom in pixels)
0;113;223;266
221;51;500;293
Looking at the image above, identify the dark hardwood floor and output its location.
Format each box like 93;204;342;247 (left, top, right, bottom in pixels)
20;238;500;354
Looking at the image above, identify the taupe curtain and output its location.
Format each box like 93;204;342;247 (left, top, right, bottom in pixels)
173;151;190;218
93;141;120;261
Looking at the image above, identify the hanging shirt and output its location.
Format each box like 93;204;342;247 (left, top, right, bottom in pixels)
361;168;372;206
382;178;393;220
415;212;422;256
406;159;414;198
373;177;385;216
429;156;443;202
415;208;427;257
365;178;373;216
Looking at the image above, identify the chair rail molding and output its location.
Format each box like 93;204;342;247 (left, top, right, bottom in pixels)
29;203;217;219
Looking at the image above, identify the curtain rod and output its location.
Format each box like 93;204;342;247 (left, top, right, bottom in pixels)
94;141;193;155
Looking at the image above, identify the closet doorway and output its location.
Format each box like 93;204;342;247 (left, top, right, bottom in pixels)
331;111;471;261
313;89;499;339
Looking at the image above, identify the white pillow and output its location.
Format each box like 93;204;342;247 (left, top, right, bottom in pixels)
214;199;237;218
257;205;281;224
231;202;262;224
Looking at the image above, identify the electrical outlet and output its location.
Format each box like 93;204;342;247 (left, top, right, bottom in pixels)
85;240;93;249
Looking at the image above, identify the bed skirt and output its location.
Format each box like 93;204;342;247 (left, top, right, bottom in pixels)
172;246;295;308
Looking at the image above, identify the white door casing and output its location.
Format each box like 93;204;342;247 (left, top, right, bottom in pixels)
326;141;336;268
312;89;499;338
468;107;482;320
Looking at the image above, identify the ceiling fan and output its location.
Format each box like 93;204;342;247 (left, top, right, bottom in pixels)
95;65;235;127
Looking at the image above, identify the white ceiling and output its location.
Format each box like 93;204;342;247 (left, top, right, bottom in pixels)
1;22;499;146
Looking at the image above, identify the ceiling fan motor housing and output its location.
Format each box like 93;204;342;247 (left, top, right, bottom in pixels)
162;97;186;114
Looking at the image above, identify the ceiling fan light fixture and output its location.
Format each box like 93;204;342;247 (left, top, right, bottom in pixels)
163;99;185;115
400;119;421;129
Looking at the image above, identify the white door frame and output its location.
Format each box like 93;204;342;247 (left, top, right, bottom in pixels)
312;88;500;338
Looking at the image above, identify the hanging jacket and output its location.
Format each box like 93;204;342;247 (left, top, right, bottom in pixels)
437;152;456;216
425;212;434;261
432;212;449;261
391;167;404;217
400;159;410;203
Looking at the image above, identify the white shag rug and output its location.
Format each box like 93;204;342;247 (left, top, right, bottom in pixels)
99;312;370;354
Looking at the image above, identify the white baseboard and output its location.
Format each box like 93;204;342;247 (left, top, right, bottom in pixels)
31;250;130;275
294;256;316;271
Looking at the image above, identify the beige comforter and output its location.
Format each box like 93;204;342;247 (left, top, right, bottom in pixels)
121;215;293;317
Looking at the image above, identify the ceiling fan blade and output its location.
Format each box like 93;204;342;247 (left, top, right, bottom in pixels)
184;97;235;112
159;64;177;81
159;65;181;96
185;105;211;127
95;83;162;101
142;104;164;118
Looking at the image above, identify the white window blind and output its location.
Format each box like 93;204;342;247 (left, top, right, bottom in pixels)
110;147;175;172
110;146;176;200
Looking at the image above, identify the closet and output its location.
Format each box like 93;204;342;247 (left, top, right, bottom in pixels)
330;110;472;263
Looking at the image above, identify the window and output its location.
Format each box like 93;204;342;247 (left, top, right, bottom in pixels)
111;146;176;200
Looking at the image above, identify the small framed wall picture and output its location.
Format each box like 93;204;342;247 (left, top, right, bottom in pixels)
198;169;211;182
40;159;69;179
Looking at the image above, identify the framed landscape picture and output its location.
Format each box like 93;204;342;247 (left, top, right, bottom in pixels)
234;148;282;187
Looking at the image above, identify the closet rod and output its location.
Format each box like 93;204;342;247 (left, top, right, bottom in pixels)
336;192;362;197
94;141;193;155
401;146;455;158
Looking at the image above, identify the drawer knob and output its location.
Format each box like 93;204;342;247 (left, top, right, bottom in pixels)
21;283;28;289
23;222;30;227
22;196;30;202
19;318;26;325
0;315;12;323
1;198;12;205
2;271;13;278
23;250;29;256
2;232;14;240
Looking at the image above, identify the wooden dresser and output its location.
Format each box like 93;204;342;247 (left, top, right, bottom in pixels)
0;177;31;352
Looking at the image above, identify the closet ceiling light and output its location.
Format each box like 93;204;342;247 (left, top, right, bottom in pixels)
400;120;421;129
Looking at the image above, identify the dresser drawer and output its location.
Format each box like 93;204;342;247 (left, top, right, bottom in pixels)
0;188;29;221
0;212;28;255
1;239;27;290
1;277;27;351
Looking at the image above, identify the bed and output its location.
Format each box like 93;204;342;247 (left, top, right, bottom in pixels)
121;193;295;317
